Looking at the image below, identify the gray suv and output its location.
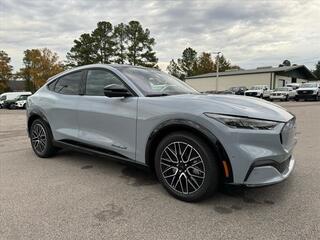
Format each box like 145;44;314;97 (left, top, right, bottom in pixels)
27;64;297;202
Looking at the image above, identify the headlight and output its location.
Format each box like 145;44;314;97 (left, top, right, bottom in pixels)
204;113;280;130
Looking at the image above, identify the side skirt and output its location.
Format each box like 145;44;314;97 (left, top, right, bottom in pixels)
53;139;149;170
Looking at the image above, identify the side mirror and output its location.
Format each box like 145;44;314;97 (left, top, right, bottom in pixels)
104;84;132;98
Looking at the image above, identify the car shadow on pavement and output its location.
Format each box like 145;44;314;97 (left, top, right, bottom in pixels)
54;148;291;211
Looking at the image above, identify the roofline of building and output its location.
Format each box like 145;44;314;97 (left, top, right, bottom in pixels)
186;65;317;80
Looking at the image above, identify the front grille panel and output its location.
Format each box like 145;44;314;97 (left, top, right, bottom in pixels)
297;90;313;95
277;156;291;173
245;92;257;96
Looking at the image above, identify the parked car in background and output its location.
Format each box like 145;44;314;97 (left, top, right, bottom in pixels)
0;92;32;109
223;86;247;95
27;64;296;202
270;87;295;101
15;94;32;109
286;83;300;90
295;82;320;101
244;85;271;99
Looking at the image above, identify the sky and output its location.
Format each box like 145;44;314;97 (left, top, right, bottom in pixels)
0;0;319;72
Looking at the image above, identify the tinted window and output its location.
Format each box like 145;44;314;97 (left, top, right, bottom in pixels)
47;80;56;91
85;69;125;96
54;71;82;95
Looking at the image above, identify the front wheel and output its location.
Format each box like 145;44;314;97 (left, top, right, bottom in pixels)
30;119;57;158
9;103;16;109
155;132;219;202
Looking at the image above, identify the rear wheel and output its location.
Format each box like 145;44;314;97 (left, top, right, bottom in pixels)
30;119;57;158
155;132;219;202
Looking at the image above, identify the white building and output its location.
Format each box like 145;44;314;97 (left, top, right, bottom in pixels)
185;65;317;92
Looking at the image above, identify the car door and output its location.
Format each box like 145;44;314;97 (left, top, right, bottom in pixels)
77;68;138;160
45;70;84;141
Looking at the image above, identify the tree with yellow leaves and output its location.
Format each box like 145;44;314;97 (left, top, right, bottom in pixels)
20;48;64;92
0;50;13;93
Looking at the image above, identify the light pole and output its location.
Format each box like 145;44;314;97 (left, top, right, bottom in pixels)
211;51;221;92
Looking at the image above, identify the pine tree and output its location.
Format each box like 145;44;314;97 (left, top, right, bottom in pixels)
113;23;127;64
177;47;197;77
126;21;158;67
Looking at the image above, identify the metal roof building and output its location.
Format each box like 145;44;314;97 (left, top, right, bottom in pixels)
185;65;317;92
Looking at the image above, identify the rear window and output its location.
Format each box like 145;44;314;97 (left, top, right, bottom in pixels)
54;71;83;95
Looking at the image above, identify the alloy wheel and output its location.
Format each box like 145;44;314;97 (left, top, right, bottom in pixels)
31;123;47;154
160;141;205;194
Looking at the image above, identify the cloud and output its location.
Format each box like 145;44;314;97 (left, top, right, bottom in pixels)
0;0;319;72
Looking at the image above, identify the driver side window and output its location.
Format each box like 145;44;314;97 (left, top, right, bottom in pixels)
85;69;125;96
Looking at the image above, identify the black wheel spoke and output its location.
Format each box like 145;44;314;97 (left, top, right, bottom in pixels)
160;141;205;195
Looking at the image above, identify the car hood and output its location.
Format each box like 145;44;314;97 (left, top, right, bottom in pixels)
272;91;288;94
170;94;293;122
245;89;263;93
297;87;317;91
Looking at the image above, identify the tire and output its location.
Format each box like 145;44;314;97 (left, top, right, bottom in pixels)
30;119;57;158
285;95;289;101
23;103;26;109
154;131;219;202
9;103;16;109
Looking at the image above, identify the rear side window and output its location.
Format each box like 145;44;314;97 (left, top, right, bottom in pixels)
47;80;56;91
54;71;83;95
85;69;125;96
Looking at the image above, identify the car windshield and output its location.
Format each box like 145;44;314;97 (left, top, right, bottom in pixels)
117;67;198;96
16;95;27;100
228;87;239;91
250;86;264;90
301;83;318;88
0;95;6;101
275;87;289;91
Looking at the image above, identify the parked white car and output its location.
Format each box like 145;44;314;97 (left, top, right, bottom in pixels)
270;87;295;101
244;85;271;98
286;83;300;90
15;94;31;109
295;82;320;101
0;92;32;109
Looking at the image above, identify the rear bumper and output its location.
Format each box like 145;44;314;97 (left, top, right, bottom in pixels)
244;156;295;186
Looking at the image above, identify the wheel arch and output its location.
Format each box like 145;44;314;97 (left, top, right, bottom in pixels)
145;119;234;183
27;110;50;137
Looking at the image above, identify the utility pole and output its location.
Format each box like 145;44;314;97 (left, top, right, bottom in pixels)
211;52;221;92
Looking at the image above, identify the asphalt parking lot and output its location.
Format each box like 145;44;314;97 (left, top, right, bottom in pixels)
1;101;319;240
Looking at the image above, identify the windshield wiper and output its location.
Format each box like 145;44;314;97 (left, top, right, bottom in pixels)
146;93;169;97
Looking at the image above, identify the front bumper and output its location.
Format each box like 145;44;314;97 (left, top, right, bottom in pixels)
203;116;297;186
270;95;287;100
245;92;260;97
244;156;295;186
295;94;316;99
15;102;24;108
